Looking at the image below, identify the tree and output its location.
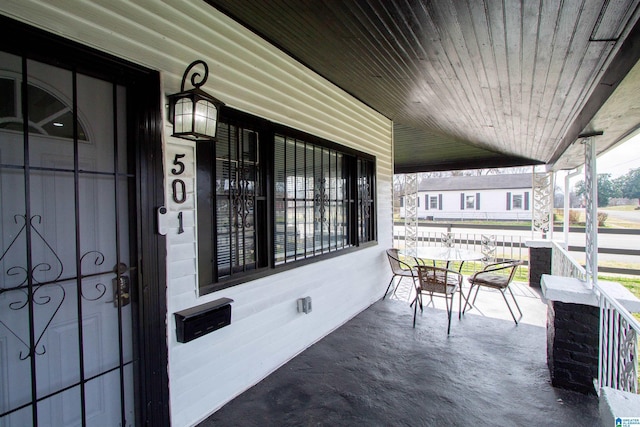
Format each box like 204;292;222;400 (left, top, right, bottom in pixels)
618;167;640;199
554;185;564;208
574;173;620;207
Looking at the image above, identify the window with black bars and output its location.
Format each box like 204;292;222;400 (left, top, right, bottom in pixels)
197;122;265;287
357;158;375;243
274;135;350;264
197;109;376;293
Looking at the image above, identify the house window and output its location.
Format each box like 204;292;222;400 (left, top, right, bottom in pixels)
430;196;439;209
357;158;376;244
466;195;475;209
197;108;375;292
461;192;481;210
274;135;350;263
197;121;266;288
0;76;90;140
507;191;530;210
512;194;523;209
424;194;441;210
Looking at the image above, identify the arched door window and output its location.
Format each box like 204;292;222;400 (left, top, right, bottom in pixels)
0;75;89;140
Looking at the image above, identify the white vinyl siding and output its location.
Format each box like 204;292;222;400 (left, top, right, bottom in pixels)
405;188;532;221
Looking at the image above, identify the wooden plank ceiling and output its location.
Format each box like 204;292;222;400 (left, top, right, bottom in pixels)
205;0;640;173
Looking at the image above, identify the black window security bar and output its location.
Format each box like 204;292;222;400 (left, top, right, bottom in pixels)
357;158;376;244
197;107;377;294
197;121;266;288
274;134;350;264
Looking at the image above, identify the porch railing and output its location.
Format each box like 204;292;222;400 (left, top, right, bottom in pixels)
392;230;526;264
551;241;587;281
550;242;638;395
595;283;639;394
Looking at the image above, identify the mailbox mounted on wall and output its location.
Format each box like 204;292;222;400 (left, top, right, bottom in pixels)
174;298;233;343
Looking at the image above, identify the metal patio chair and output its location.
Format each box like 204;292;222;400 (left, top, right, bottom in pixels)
412;264;462;334
463;260;524;324
384;248;417;299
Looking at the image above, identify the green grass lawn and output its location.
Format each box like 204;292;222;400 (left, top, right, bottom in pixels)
399;256;639;300
601;275;640;299
601;205;640;212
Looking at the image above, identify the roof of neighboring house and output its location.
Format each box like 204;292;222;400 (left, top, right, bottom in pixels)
418;173;532;192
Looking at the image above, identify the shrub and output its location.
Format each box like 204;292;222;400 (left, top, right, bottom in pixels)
597;212;608;226
568;209;581;224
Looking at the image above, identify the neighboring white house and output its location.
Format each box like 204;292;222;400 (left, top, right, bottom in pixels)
400;173;532;221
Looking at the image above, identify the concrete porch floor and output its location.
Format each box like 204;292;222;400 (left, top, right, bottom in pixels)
199;279;602;426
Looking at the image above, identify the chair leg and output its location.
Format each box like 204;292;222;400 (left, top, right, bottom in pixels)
413;293;419;328
458;285;470;319
446;293;453;334
501;286;523;325
507;286;523;318
463;284;480;315
461;281;473;312
427;292;434;307
470;284;481;306
383;275;396;299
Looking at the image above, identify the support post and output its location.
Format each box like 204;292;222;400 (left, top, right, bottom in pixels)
563;168;582;245
403;173;418;257
532;171;554;240
583;138;598;288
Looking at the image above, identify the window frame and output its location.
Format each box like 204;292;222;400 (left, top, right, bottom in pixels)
429;195;439;210
465;194;475;209
506;191;530;211
197;107;377;295
512;194;523;209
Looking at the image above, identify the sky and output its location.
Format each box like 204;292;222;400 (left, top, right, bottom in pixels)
597;132;640;178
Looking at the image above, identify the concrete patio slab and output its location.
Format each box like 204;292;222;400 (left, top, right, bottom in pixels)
199;281;601;426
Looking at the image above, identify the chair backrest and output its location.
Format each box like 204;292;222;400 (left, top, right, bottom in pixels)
503;260;524;283
386;248;413;275
415;265;461;294
481;260;523;284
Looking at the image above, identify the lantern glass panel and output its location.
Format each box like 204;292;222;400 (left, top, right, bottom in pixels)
174;97;193;134
195;99;217;137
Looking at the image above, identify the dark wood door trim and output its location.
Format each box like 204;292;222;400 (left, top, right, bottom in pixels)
0;15;170;427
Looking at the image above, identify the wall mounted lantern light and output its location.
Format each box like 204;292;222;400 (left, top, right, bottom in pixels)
168;60;224;141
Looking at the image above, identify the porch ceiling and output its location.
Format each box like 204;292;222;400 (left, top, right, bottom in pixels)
205;0;640;173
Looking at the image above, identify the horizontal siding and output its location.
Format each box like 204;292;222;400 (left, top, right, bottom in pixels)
2;1;391;151
0;3;394;426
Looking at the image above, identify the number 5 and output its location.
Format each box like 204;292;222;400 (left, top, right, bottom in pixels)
171;153;186;175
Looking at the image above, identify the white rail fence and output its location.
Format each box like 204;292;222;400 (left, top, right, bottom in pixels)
392;230;526;264
550;241;639;395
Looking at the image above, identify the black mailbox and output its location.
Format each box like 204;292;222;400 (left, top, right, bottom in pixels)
174;298;233;343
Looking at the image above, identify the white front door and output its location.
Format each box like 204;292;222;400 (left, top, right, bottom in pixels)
1;52;137;426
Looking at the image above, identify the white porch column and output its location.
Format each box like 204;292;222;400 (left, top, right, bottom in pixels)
583;137;599;287
563;168;582;245
532;170;554;240
403;173;418;257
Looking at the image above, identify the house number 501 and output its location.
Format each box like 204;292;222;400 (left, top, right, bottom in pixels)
171;153;187;234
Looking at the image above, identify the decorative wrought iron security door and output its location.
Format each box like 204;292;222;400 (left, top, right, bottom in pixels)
0;51;138;426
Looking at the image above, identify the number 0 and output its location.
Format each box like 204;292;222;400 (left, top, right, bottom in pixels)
172;179;186;204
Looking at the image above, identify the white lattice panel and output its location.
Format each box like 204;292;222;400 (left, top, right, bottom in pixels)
532;172;553;239
584;138;598;286
404;174;418;257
